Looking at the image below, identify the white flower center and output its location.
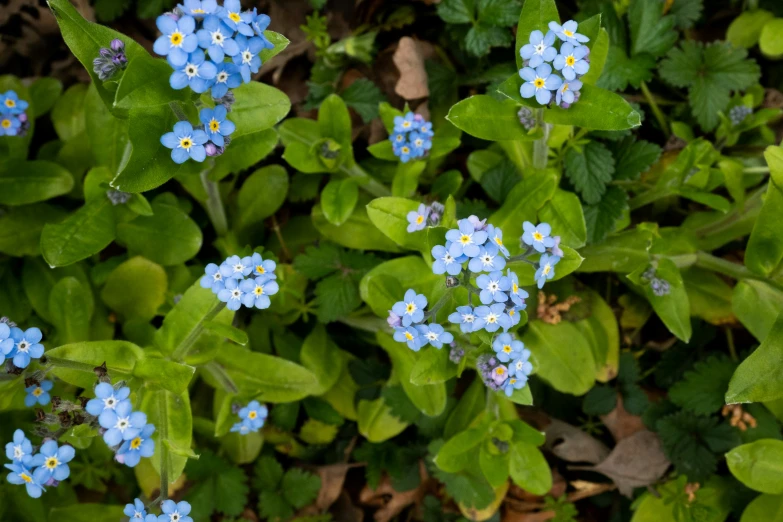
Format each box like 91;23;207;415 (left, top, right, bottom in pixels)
481;254;493;266
211;30;225;45
516;361;524;370
134;512;143;519
488;281;499;293
415;139;423;147
462;313;475;323
170;512;181;522
103;396;117;409
405;302;417;315
116;417;130;432
426;332;438;341
231;289;242;300
534;42;546;55
486;313;498;324
213;272;222;281
233;263;244;273
442;254;454;265
13;445;23;459
17;341;29;352
185;63;199;78
242;50;253;64
217;71;228;83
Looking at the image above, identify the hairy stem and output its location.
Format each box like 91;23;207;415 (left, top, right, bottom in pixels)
640;81;670;137
171;300;227;362
200;166;229;237
532;109;550;170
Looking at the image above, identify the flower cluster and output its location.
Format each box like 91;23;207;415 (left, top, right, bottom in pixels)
154;0;273;96
125;498;194;522
406;201;444;232
478;333;533;396
230;400;267;434
92;39;128;81
1;323;45;370
518;20;590;108
200;252;279;311
86;382;155;468
729;105;752;126
641;266;671;297
390;112;434;163
0;90;29;137
5;430;75;498
160;105;235;164
521;221;562;289
390;289;455;351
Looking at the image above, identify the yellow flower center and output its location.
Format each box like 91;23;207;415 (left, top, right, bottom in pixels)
254;286;264;296
533;231;543;242
416;215;424;225
5;99;15;108
566;55;576;67
33;387;43;397
406;303;416;314
1;119;10;129
130;437;142;449
460;234;471;244
562;84;569;93
564;29;574;37
495;237;503;246
509;309;516;317
179;137;192;150
20;472;33;483
509;378;517;385
402;121;411;128
256;265;265;274
170;31;184;46
248;410;258;419
503;345;512;353
45;457;59;469
229;12;242;22
487;314;497;324
401;146;410;154
396;134;403;142
542;263;551;275
495;367;505;376
534;78;545;88
415;139;423;146
193;8;205;13
209;119;220;132
405;332;414;340
512;282;519;293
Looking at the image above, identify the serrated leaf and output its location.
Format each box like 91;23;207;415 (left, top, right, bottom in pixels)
610;137;662;181
185;450;249;518
253;455;284;492
669;0;703;29
668;356;736;415
282;468;321;509
565;141;615;204
583;186;628;244
341;78;386;123
597;47;656;91
629;0;677;58
583;385;617;416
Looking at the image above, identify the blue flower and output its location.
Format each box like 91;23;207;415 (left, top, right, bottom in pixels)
418;120;433;138
8;327;44;369
233;400;267;432
196;15;240;62
556;79;582;107
199;263;226;294
232;34;266;83
5;462;44;498
169;49;217;93
393;326;425;351
0;115;20;136
158;500;193;522
30;440;75;482
553;43;589;81
199;105;235;147
86;382;131;417
98;401;147;446
485;225;510;258
217;278;244;311
178;0;219;17
124;499;148;520
117;424;156;468
509;349;533;379
250;252;277;279
522;221;555;253
415;323;454;349
0;322;14;360
492;333;524;363
393;140;415;163
519;30;557;68
407;203;430;233
221;255;253;279
391;289;427;327
468;244;506;273
153;15;198;67
507;305;523;327
221;0;254;36
24;380;53;407
160;121;209;164
519;63;563;105
446;219;488;258
389;131;406;148
0;91;28;115
503;376;526;397
491;364;509;386
408;131;432;158
548;20;589;45
5;430;33;464
210;61;242;98
239;277;279;309
230;418;255;435
394;112;419;133
551;236;564;257
448;306;483;333
476;271;511;305
250;9;275;45
475;303;511;333
507;270;529;309
432;243;465;276
535;254;561;289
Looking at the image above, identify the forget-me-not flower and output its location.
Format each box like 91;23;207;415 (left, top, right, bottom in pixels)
432;243;465;276
485;225;509;258
416;323;454;349
125;498;148;520
468;244;506;273
509;350;533;379
218;278;244;311
221;0;253;35
492;333;525;363
158;500;193;522
251;9;274;44
394;113;419;133
549;20;589;45
200;263;226;294
153;15;198;67
394;326;425;351
0;91;28;115
519;63;562;105
178;0;219;17
169;49;217;93
30;440;75;482
239;277;279;309
393;141;415;163
9;327;44;369
85;382;131;416
250;253;277;279
507;305;523;327
507;269;529;309
233;34;265;83
551;236;564;257
210;62;242;98
554;43;589;81
476;271;511;305
475;303;511;333
199;105;235;147
448;306;483;333
5;430;33;464
556;79;582;108
0;115;20;136
25;380;53;407
392;289;427;326
99;400;147;446
408;131;432;157
0;322;14;360
446;219;488;258
5;462;43;498
238;400;267;431
491;364;509;386
503;376;526;397
535;254;560;289
520;30;557;68
161;121;208;164
407;203;430;233
522;221;555;252
221;255;253;279
197;15;239;62
117;424;156;468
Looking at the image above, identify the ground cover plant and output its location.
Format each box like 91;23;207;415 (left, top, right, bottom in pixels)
2;0;783;520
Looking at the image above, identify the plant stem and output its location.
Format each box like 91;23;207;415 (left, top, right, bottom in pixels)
158;392;170;501
532;109;550;170
345;163;391;197
640;81;670;138
203;361;239;394
669;251;783;292
424;287;455;322
743;166;770;175
270;214;291;262
725;327;738;362
171;300;227;362
200;166;229;236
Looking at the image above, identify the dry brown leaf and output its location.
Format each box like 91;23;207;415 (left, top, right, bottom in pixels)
393;37;430;100
600;394;646;442
571;430;670;497
315;463;352;510
359;461;429;522
331;491;364;522
544;419;610;464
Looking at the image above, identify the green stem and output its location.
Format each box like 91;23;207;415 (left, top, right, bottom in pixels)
168;101;188;122
345;163;391;197
640;81;670;138
200;166;229;236
171;301;226;362
669;251;783;292
158;392;170;501
203;361;239;394
628;189;669;210
424;287;455;322
743;166;770;175
725;327;738;362
532;109;550;170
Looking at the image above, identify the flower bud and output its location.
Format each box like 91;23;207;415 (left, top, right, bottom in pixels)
205;142;219;157
387;311;402;328
110;39;124;52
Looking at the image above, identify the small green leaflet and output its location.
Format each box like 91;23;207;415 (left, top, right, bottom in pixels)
564;141;616;204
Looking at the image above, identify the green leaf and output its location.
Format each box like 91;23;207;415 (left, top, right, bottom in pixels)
544;84;641;131
101;256;167;320
259;490;293;520
479;443;510;488
365;196;430;251
564;141;615;205
683;267;734;326
597;47;656;91
521;321;595;395
185;450;249;518
582;385;617;416
627;258;692;342
208;128;278;182
49;277;93;344
48;505;126;522
515;0;559;70
234;164;288;227
300;324;342;395
410;347;459;386
480;158;521;203
282;468;322;509
538;189;586;248
583;186;628;245
509;441;552;495
628;0;677;58
465;24;513;56
51;84;87;141
313;272;363;323
761;19;783;59
139;387;193;481
445;378;485;439
341;78;385;123
254;455;284;491
313;202;402;253
726;312;783;404
727;440;783;494
360;256;440;317
579;227;653;273
733;280;783;342
41;197;116;267
224;81;291;139
670;0;703;29
46;340;144;389
392;161;426;198
0;160;74;205
258;31;290;64
610;137;662;181
84;83;130;174
740;493;783;522
436;427;488;473
116;203;202;266
114;54;191;110
669;356;736;415
746;146;783;276
321;178;359;226
489;172;557;254
447;96;543;141
204;321;248;346
581;29;610;86
437;0;475;24
727;9;775;49
29;77;63;117
478;0;521;26
358;397;409;443
0;204;65;257
133;358;195;394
